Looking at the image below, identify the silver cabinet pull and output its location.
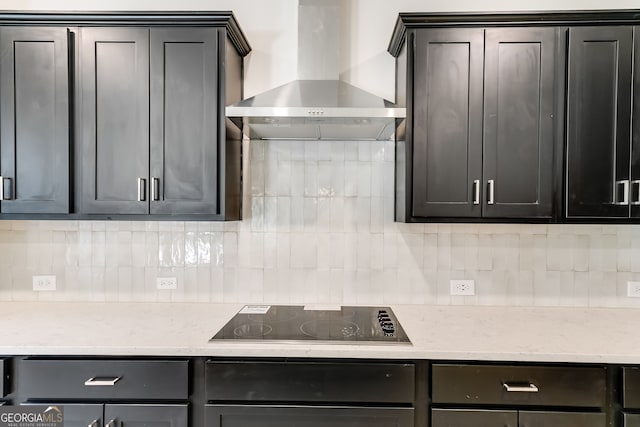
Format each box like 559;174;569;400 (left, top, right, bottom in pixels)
503;382;539;393
105;420;117;427
88;419;100;427
84;376;121;386
0;176;11;200
632;180;640;205
473;179;480;205
152;177;160;201
615;179;630;205
137;177;146;202
487;179;495;205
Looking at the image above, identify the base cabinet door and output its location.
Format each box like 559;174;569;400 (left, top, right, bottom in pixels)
625;414;640;427
519;411;606;427
432;408;517;427
22;403;102;427
104;404;188;427
205;405;414;427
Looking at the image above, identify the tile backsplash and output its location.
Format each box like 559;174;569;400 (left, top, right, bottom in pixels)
1;139;639;307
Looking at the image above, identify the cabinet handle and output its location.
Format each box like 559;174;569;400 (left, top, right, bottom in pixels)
105;419;118;427
0;176;11;201
473;179;480;205
84;376;121;386
503;382;539;393
137;177;146;202
88;419;100;427
615;179;630;205
632;180;640;205
487;179;495;205
152;177;160;201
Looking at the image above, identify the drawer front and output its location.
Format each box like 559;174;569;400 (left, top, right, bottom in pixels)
0;358;9;397
433;408;517;427
623;367;640;408
624;413;640;427
206;361;415;403
205;405;415;427
21;359;188;400
432;364;606;407
519;411;606;427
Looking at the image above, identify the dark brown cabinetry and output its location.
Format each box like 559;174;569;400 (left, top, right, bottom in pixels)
204;360;416;427
20;358;189;427
566;26;636;218
399;26;561;221
623;367;640;427
79;26;238;218
431;364;607;427
0;27;69;214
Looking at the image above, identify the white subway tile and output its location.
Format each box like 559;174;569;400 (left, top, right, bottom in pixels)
317;161;333;197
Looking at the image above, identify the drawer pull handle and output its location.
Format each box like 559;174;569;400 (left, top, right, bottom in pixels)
88;419;100;427
84;376;121;386
106;419;117;427
503;382;539;393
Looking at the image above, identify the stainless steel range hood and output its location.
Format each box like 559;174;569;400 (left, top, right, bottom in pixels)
225;0;405;141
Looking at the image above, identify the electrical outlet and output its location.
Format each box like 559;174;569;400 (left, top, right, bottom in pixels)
157;277;178;290
32;275;56;291
450;279;475;296
628;281;640;297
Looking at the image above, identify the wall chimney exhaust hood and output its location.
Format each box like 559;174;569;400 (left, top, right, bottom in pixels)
226;0;405;141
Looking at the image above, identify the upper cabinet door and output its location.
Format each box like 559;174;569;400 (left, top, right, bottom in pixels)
0;27;69;213
412;28;484;218
79;28;150;214
566;26;633;218
149;28;219;215
632;27;640;218
483;28;558;218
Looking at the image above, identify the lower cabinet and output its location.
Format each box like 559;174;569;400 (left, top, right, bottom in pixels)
205;405;414;427
26;403;188;427
625;414;640;427
433;409;605;427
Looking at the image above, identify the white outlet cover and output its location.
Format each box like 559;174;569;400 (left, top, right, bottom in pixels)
157;277;178;290
32;275;56;291
627;281;640;298
450;279;475;296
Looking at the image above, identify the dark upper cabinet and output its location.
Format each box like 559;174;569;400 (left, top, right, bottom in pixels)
483;28;557;218
79;27;150;215
566;26;634;218
408;26;560;221
0;27;70;214
412;28;484;218
149;28;219;215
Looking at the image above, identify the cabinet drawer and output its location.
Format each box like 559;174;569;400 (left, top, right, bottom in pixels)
205;361;415;403
623;367;640;408
624;413;640;427
21;358;188;400
205;405;415;427
432;364;606;407
0;358;9;397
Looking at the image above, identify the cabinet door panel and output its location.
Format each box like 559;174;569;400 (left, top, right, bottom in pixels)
625;413;640;427
483;28;557;218
519;411;605;427
105;404;188;427
432;408;517;427
205;405;414;427
80;28;149;214
412;28;484;218
0;27;69;213
22;403;102;427
150;28;219;215
632;27;640;218
567;26;633;218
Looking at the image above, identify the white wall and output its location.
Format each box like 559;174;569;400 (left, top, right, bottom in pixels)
1;0;638;100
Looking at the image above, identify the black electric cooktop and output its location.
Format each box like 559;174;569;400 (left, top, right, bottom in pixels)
210;305;411;344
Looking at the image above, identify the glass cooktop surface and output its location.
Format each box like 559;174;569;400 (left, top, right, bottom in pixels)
210;305;411;344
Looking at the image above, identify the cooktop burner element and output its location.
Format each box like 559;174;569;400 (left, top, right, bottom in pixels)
210;305;411;344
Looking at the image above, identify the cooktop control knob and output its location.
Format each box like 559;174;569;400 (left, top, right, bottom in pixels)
377;310;395;336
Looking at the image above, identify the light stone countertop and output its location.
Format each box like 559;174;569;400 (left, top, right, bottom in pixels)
0;302;638;363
